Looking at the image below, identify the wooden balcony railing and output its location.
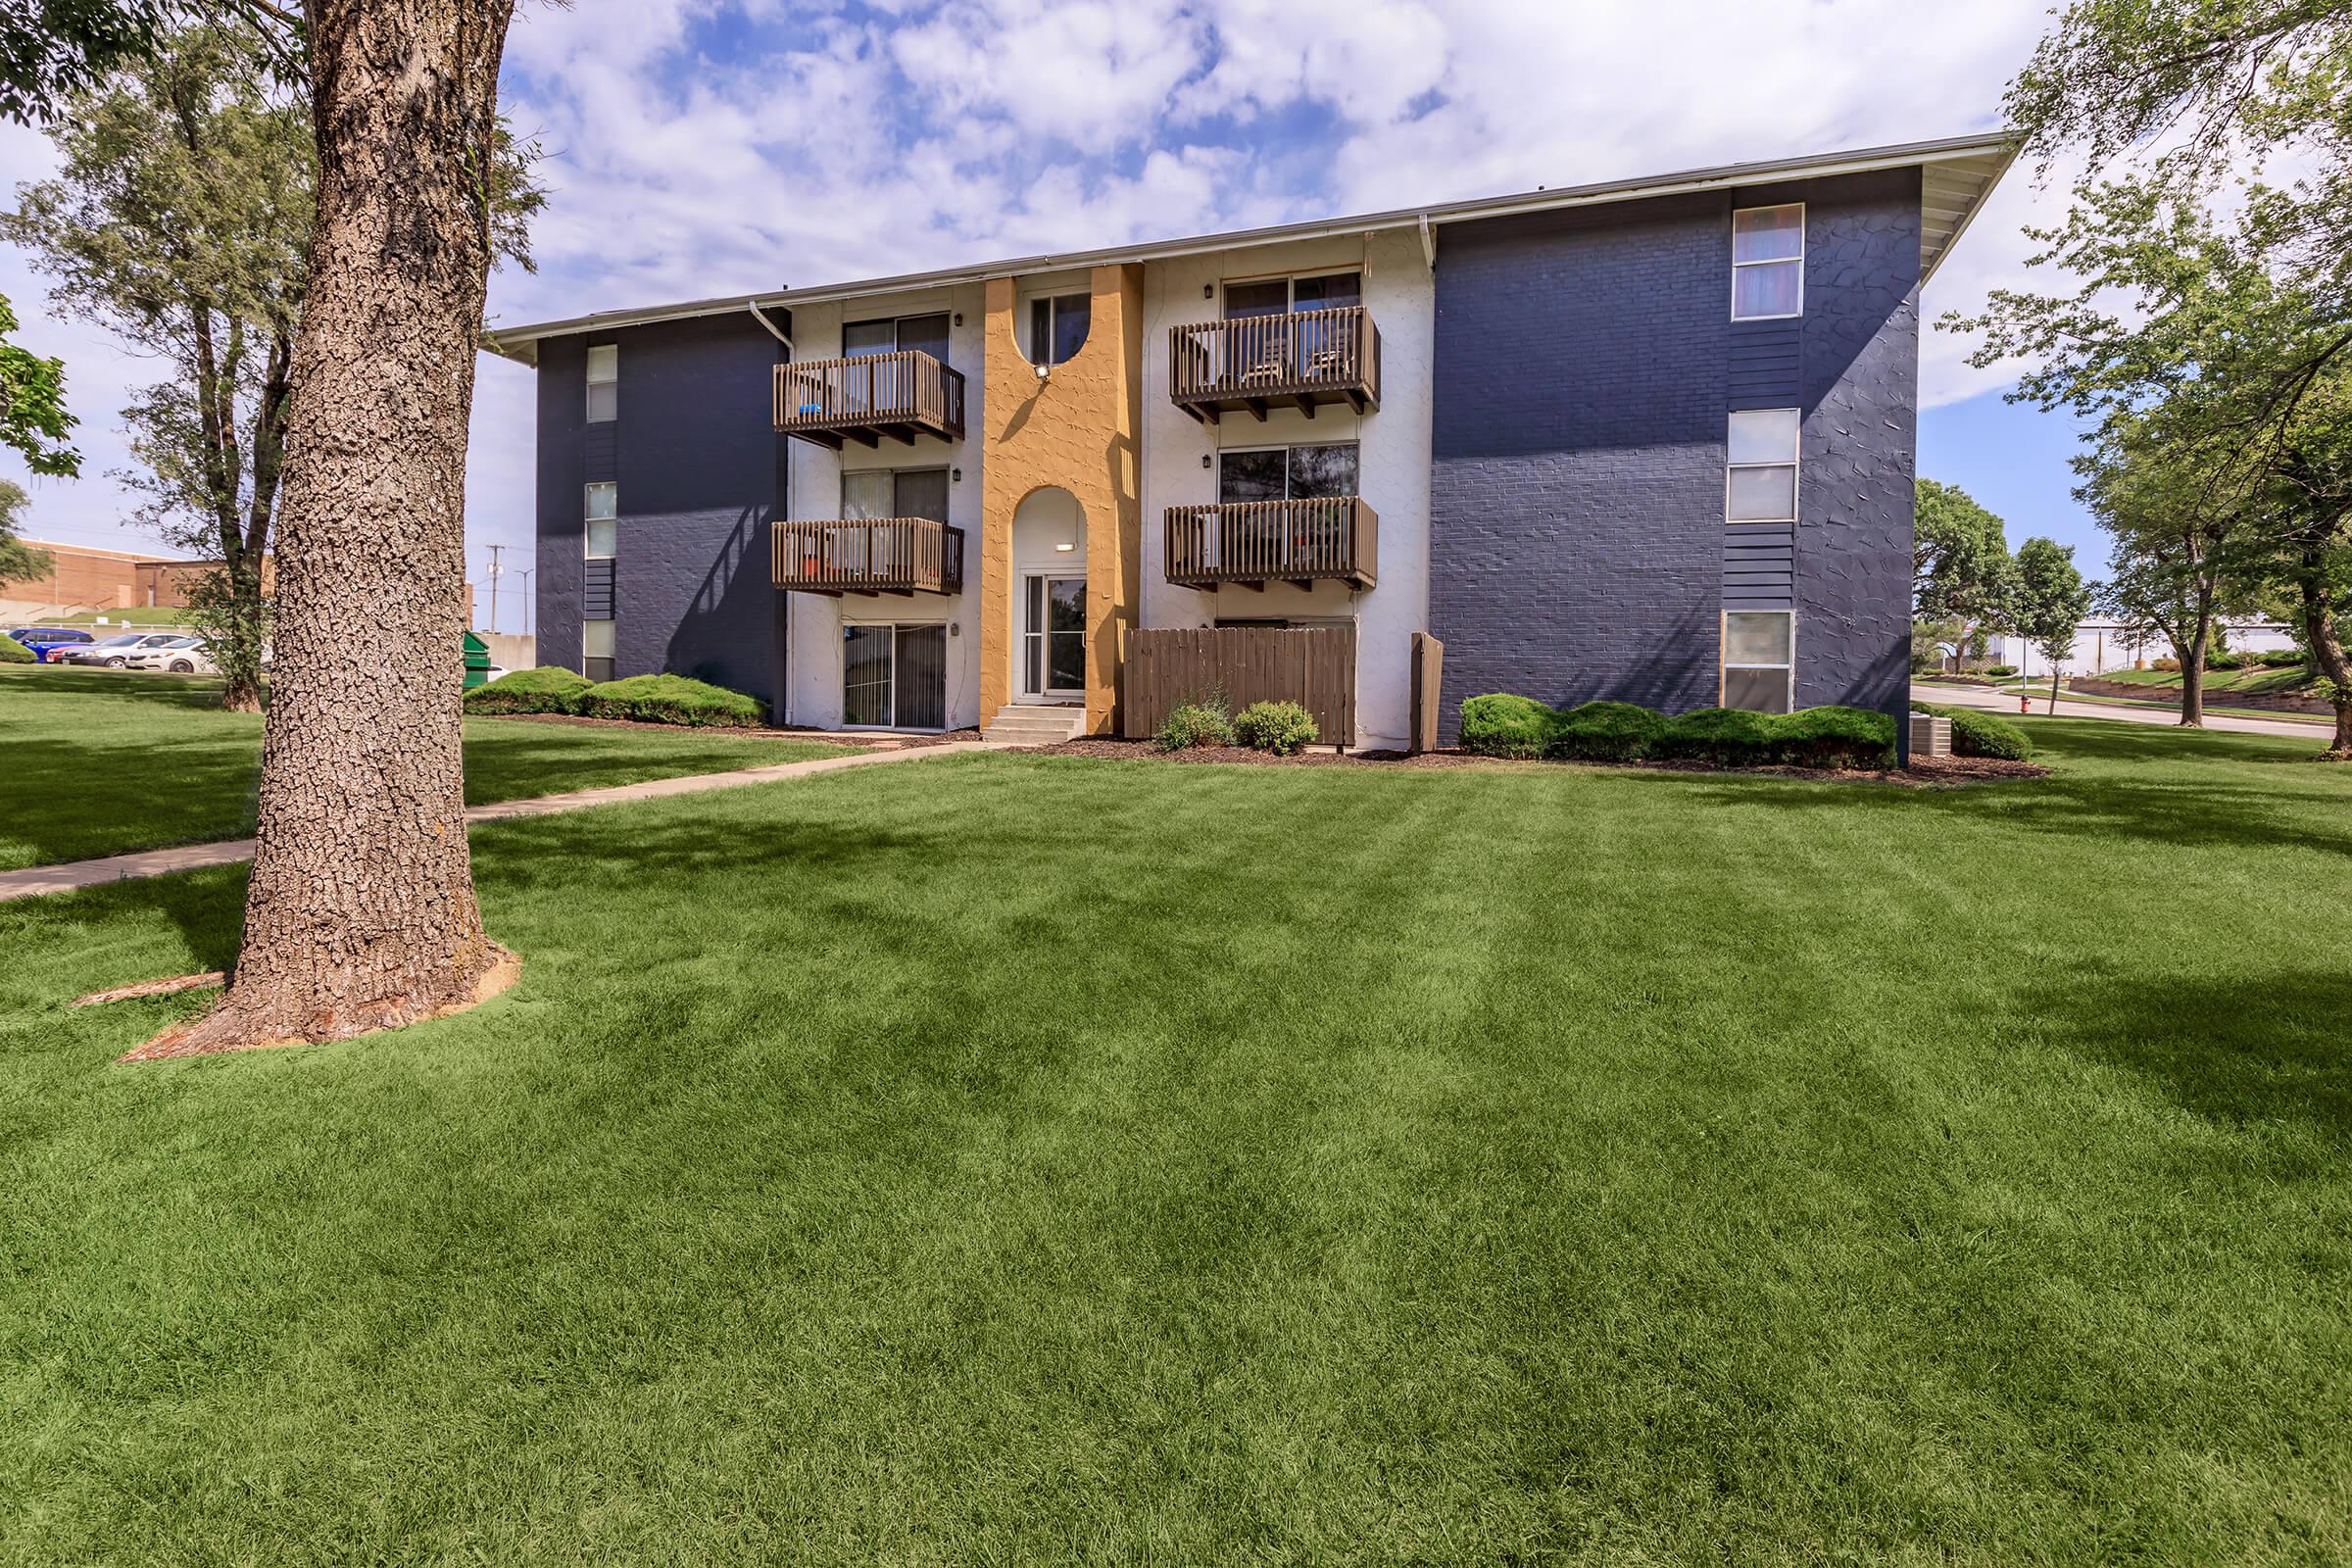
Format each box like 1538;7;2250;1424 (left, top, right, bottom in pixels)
773;351;965;448
771;517;964;596
1163;497;1377;590
1169;306;1381;421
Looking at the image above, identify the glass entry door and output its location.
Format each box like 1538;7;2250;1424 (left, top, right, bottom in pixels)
1022;576;1086;699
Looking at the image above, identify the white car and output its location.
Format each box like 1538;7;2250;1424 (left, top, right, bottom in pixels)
124;636;218;675
61;631;187;667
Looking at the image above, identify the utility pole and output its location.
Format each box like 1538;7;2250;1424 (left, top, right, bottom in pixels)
485;544;504;635
516;568;534;638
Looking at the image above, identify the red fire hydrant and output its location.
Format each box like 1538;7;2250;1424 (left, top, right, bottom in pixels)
2020;694;2032;714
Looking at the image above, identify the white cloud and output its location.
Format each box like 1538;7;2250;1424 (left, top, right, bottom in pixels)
1;0;2113;606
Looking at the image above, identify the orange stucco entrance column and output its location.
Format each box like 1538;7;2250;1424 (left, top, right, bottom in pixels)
978;264;1144;734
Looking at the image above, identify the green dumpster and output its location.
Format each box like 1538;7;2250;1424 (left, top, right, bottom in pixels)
463;630;493;690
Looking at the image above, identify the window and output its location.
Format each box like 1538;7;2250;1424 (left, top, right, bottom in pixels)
1023;576;1087;695
1222;271;1360;319
586;344;617;421
1732;204;1803;319
1027;292;1090;367
1723;611;1793;713
842;313;951;363
1217;443;1359;504
1725;410;1798;522
584;482;616;558
583;618;614;683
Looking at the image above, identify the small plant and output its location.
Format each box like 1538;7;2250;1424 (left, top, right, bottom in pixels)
1546;701;1666;762
1155;693;1234;751
0;633;32;663
576;673;765;727
1458;693;1562;758
1911;700;2034;760
2206;651;2247;670
2151;657;2181;672
1232;700;1317;755
464;665;594;714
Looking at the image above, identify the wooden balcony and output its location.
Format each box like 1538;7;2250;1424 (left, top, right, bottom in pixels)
1163;497;1377;591
773;351;965;448
772;517;964;596
1168;306;1381;422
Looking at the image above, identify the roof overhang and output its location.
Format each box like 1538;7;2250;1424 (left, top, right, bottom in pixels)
482;130;2018;367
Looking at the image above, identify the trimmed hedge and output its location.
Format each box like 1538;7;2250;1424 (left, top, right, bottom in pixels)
464;665;594;714
1985;663;2018;677
2255;648;2307;668
574;673;764;727
1233;700;1317;755
0;633;32;663
1546;700;1667;762
2207;651;2246;670
1911;700;2034;760
1461;692;1898;769
1457;693;1561;758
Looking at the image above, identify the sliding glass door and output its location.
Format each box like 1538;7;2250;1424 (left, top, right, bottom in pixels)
842;623;948;729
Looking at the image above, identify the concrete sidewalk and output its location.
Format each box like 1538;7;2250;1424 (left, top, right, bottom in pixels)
1917;682;2328;740
0;741;1000;904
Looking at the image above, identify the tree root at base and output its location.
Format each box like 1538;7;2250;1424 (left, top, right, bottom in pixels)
74;972;227;1006
120;948;521;1062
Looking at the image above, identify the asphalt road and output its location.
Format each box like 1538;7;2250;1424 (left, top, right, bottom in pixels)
1916;681;2327;740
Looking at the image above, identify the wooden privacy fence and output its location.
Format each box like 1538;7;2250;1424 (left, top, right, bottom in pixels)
1123;625;1356;748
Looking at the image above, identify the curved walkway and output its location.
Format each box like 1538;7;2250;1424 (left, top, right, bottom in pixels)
0;742;1001;904
1917;682;2327;740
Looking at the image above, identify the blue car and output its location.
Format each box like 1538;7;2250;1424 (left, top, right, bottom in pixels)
7;626;96;662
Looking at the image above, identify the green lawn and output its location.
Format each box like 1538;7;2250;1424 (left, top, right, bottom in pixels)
3;719;2349;1563
0;664;854;869
2092;664;2316;695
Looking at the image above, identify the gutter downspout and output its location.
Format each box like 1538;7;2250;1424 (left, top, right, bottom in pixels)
1418;215;1436;272
746;299;794;353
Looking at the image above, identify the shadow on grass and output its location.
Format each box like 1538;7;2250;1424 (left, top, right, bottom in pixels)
2040;966;2352;1147
0;665;238;712
2013;718;2334;767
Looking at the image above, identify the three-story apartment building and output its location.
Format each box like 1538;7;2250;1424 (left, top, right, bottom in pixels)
487;135;2012;752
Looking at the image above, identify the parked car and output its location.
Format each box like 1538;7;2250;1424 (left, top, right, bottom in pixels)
7;626;95;662
123;635;216;675
61;631;187;667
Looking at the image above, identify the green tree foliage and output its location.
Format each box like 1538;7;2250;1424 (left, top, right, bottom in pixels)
0;475;51;581
2014;536;2094;711
1914;477;2016;671
0;0;166;124
0;292;77;476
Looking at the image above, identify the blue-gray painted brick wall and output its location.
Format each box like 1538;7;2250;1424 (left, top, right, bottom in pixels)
1427;169;1922;746
534;313;790;711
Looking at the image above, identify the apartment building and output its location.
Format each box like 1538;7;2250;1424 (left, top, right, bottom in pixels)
486;134;2012;751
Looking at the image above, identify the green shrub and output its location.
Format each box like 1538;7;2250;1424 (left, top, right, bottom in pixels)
2151;657;2180;672
1985;663;2018;677
1652;707;1779;765
1545;700;1666;762
2207;651;2246;670
1911;700;2034;760
0;634;32;664
1773;705;1896;768
2256;648;2307;668
463;664;594;714
1232;700;1318;755
575;673;764;727
1155;696;1234;751
1457;693;1561;758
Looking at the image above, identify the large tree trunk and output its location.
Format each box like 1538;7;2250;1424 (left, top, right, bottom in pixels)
2299;572;2352;758
2172;615;2207;729
149;0;518;1055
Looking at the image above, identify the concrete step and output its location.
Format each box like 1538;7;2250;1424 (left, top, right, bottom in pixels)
984;706;1088;746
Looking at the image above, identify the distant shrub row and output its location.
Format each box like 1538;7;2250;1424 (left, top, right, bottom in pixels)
1908;700;2034;760
1985;663;2018;677
1457;695;1896;770
1155;693;1321;755
465;667;764;728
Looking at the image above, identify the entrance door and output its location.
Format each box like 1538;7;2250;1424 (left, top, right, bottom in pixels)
1022;576;1086;701
842;622;948;729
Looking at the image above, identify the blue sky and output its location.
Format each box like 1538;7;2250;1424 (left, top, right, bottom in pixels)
0;0;2103;631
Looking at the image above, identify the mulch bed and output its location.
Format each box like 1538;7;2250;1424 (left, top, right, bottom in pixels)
482;711;980;749
1016;738;2049;787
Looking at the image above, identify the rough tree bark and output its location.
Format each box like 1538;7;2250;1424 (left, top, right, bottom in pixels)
2296;567;2352;757
140;0;518;1056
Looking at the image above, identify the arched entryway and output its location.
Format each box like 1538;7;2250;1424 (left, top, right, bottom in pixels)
1010;486;1087;704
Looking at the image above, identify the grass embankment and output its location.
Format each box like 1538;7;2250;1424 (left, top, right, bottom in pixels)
2;718;2349;1561
0;664;853;870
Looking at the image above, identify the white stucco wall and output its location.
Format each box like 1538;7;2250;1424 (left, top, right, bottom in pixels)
1987;618;2299;678
1137;229;1437;749
782;285;986;729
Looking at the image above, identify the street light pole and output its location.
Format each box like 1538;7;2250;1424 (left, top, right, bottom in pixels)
516;568;534;638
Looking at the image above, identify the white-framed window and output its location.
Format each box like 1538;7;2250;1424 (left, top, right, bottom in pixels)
583;617;614;683
586;343;617;422
1732;204;1803;319
1723;611;1793;713
1216;442;1359;504
1025;292;1091;368
1726;409;1799;523
1221;270;1362;318
584;482;616;558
